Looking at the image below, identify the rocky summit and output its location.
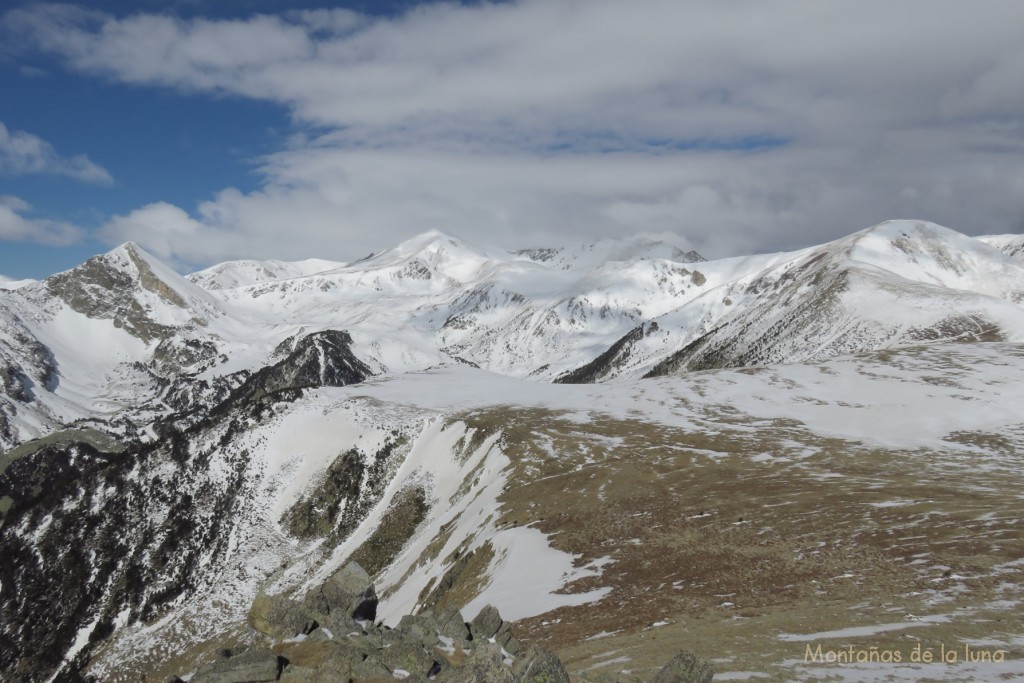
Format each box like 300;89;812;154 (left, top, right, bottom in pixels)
2;224;1024;682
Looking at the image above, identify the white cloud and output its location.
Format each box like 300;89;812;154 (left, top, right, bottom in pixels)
0;195;84;245
101;201;208;264
7;0;1024;264
0;121;112;184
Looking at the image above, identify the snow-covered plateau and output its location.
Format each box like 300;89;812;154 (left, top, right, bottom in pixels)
2;220;1024;682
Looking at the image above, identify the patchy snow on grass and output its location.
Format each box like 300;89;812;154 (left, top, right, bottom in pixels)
463;527;612;622
778;613;952;642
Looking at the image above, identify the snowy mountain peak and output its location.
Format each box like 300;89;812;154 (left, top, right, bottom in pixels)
373;229;471;259
19;241;220;344
516;235;705;271
835;220;1024;299
335;230;506;287
978;232;1024;262
188;257;345;290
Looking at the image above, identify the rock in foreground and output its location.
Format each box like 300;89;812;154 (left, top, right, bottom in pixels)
171;561;713;682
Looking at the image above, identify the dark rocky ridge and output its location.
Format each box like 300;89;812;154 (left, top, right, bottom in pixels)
0;331;374;683
555;322;659;384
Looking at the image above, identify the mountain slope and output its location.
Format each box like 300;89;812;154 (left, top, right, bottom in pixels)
4;222;1024;450
7;343;1024;681
187;257;345;290
556;221;1024;380
4;222;1024;682
979;232;1024;262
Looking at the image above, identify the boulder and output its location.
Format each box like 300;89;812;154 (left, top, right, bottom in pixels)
396;613;442;649
319;562;378;621
316;610;364;639
651;651;715;683
493;621;519;655
469;604;503;641
190;648;285;683
248;593;317;640
512;644;570;683
439;642;516;682
377;641;447;678
174;576;589;683
278;640;374;682
349;653;394;680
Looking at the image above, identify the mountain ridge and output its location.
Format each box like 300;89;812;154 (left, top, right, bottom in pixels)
3;221;1024;452
3;221;1024;682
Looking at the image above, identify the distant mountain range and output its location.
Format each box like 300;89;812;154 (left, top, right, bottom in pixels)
1;220;1023;452
3;221;1024;682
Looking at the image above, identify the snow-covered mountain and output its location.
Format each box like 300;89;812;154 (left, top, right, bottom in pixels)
187;257;346;290
0;276;36;291
3;220;1024;682
979;232;1024;262
2;221;1024;453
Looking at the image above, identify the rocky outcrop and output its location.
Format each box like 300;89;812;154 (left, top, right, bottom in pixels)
304;562;379;624
554;322;659;384
216;330;372;415
173;562;569;683
652;651;716;683
175;562;712;682
0;333;375;682
191;648;287;683
513;645;570;683
43;245;190;343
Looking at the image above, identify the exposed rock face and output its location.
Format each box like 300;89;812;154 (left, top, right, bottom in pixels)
44;244;194;343
651;651;716;683
313;562;379;622
0;331;374;683
249;594;319;641
191;648;286;683
168;569;623;683
555;322;658;384
150;337;221;378
513;645;571;683
220;330;372;411
283;449;365;539
469;604;503;640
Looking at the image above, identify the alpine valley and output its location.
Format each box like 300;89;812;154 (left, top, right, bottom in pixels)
2;220;1024;682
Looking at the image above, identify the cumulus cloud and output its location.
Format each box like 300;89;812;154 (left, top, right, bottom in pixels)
6;0;1024;264
0;121;113;184
0;194;84;245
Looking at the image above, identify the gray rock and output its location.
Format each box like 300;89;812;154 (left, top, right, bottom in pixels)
248;593;317;640
651;651;715;683
378;641;446;679
278;641;381;682
512;644;570;683
190;648;285;683
439;642;516;682
317;610;363;638
397;613;442;649
319;561;378;621
469;604;503;641
493;621;519;656
434;604;471;648
350;653;395;680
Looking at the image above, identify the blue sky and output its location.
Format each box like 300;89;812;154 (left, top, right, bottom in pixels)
3;1;1024;279
0;0;435;278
